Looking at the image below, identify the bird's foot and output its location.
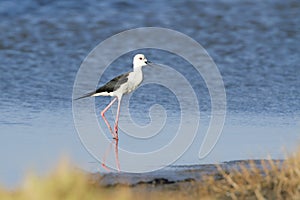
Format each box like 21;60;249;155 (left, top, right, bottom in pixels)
113;136;119;141
114;126;118;134
113;132;118;141
112;125;118;140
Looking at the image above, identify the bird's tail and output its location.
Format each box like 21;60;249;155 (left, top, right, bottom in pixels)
73;91;95;100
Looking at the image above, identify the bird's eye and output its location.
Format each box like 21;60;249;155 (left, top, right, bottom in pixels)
139;57;142;60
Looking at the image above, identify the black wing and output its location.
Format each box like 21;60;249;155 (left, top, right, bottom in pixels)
74;72;130;100
73;91;96;100
95;72;129;93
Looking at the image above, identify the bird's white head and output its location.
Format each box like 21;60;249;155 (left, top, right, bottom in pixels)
133;54;148;69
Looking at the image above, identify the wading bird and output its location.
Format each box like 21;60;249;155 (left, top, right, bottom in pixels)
75;54;150;140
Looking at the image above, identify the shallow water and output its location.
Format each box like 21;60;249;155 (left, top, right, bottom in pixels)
0;0;299;188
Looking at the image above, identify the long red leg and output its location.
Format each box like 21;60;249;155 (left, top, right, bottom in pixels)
101;96;122;171
101;97;117;138
114;97;122;140
112;97;121;170
114;139;120;171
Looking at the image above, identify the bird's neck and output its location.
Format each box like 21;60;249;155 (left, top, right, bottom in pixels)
133;66;143;73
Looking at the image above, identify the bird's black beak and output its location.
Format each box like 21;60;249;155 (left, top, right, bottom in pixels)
145;61;151;65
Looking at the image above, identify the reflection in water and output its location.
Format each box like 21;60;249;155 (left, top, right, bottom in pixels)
102;139;120;172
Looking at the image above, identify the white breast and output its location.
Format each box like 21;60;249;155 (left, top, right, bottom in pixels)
126;70;143;93
114;70;143;97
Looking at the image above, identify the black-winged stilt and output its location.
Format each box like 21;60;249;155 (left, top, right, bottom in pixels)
75;54;150;140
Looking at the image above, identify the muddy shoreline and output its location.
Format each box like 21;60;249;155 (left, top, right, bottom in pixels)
91;159;283;188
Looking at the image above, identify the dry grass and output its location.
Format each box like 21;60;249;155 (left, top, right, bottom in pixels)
197;151;300;199
1;150;300;200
